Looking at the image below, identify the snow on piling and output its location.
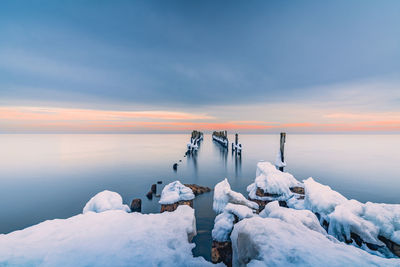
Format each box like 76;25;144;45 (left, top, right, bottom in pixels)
275;132;286;171
187;130;203;152
231;133;242;155
212;130;229;148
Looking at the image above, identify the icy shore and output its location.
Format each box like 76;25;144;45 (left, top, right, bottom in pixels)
0;191;213;267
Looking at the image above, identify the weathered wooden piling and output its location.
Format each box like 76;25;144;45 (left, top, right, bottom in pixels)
212;130;229;148
187;130;203;151
130;198;142;212
279;132;286;171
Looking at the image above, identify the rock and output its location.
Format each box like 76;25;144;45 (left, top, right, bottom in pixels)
248;197;287;213
173;163;178;170
379;236;400;257
157;181;162;184
179;160;182;162
146;191;153;199
183;184;211;196
290;186;305;195
160;200;193;213
255;187;280;198
130;198;142;212
211;241;232;267
151;184;157;194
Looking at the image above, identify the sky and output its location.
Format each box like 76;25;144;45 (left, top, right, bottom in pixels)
1;0;400;133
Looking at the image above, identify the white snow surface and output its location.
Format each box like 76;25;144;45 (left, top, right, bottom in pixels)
231;216;400;267
0;205;216;267
304;177;348;220
213;179;258;214
212;204;255;242
259;201;327;235
212;211;235;242
82;190;130;214
224;203;255;220
329;199;400;246
247;161;301;200
159;180;195;204
274;152;286;168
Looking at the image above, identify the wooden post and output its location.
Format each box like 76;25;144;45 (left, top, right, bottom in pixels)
279;132;286;171
235;133;238;145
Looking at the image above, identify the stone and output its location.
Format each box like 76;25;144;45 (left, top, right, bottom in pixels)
151;184;157;194
290;186;305;195
146;191;153;199
379;235;400;257
130;198;141;212
173;163;178;170
157;181;162;184
255;187;280;198
183;184;211;196
160;200;193;213
211;241;232;267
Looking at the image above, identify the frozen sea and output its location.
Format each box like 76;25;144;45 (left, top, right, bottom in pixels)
1;134;399;261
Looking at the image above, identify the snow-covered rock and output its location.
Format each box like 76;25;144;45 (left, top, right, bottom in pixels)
231;216;400;267
213;179;258;214
329;199;400;247
247;161;301;201
0;205;214;266
304;177;348;222
82;190;130;214
159;181;195;205
260;201;327;235
212;212;236;242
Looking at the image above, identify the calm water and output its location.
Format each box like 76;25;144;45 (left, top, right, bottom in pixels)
1;134;400;260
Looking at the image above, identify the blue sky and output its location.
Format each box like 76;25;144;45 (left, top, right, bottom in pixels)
1;0;400;133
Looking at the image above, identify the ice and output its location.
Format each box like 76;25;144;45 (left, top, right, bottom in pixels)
224;203;255;220
274;152;286;168
231;217;400;267
212;211;235;242
159;181;195;205
247;161;301;200
213;178;258;214
304;177;347;221
0;205;215;266
329;200;400;246
260;201;326;235
82;190;130;214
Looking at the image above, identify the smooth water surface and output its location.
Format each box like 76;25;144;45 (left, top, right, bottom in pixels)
1;134;399;260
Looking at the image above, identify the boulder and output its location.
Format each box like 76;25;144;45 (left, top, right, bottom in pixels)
146;191;153;199
160;200;193;213
151;184;157;194
184;184;211;196
211;241;232;267
130;198;142;212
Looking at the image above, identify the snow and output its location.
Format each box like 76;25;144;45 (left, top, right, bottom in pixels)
213;178;258;214
0;205;215;267
212;212;235;242
231;216;400;267
82;190;130;214
247;161;301;200
224;203;255;220
159;181;195;205
212;135;228;146
304;177;347;221
328;200;400;246
274;152;286;168
259;201;326;235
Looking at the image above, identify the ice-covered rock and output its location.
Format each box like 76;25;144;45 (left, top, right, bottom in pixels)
329;200;400;248
224;203;255;220
212;212;236;242
304;177;347;222
231;216;400;267
213;179;259;214
247;161;301;201
82;190;130;214
159;181;195;205
0;205;214;266
259;201;327;235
